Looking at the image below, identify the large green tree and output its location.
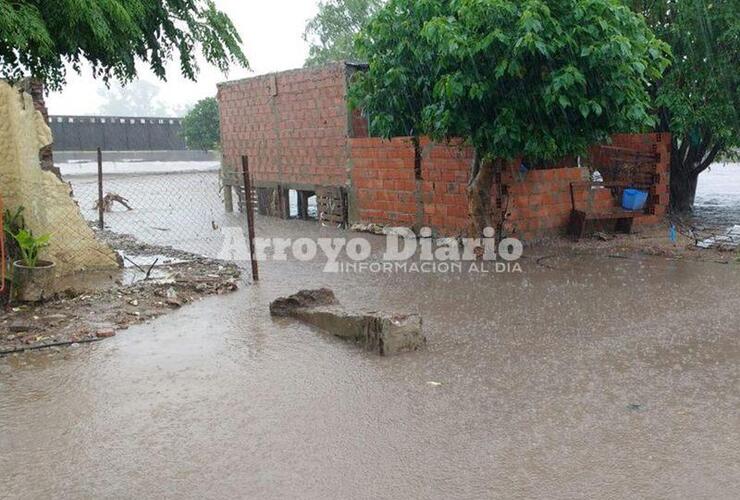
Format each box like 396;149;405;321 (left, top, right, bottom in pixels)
303;0;382;67
351;0;669;234
631;0;739;213
0;0;248;91
180;96;220;151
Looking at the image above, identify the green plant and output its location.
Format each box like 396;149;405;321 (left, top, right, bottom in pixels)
350;0;670;235
180;97;221;152
303;0;382;67
11;229;50;268
0;0;248;91
628;0;739;213
3;206;26;261
3;206;25;234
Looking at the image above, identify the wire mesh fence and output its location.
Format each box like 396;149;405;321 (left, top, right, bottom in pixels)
1;156;253;282
61;157;249;259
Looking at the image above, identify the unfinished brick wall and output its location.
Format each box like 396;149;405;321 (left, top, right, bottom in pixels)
349;137;419;225
603;133;671;220
218;64;669;238
503;167;589;238
217;63;353;188
350;137;479;231
349;133;670;240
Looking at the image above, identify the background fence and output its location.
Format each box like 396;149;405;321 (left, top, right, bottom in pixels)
49;115;188;151
61;156;250;260
1;155;253;283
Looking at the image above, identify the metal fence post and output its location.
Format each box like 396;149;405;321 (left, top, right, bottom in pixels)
241;155;259;281
97;147;104;230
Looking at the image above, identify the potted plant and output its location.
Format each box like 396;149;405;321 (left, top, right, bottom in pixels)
10;229;54;302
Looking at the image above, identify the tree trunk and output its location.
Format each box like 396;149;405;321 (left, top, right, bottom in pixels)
669;159;699;214
467;155;499;237
669;135;722;215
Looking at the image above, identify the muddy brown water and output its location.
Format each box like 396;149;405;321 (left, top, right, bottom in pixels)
2;220;739;499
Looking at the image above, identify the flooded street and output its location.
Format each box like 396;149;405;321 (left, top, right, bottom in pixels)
2;217;739;499
695;162;740;227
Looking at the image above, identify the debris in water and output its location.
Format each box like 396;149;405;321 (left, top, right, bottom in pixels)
697;225;740;251
165;287;182;308
349;223;386;235
270;288;425;356
94;192;133;212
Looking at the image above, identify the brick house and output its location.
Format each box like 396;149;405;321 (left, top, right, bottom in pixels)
218;63;669;240
217;62;367;221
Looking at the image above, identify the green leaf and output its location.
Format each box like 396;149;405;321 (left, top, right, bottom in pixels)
495;60;508;78
180;97;220;152
349;0;669;165
0;0;249;90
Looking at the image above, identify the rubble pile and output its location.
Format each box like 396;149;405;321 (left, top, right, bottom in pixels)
1;231;241;355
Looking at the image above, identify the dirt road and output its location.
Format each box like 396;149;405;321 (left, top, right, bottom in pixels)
1;221;738;499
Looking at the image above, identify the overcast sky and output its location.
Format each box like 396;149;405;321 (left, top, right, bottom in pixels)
46;0;320;116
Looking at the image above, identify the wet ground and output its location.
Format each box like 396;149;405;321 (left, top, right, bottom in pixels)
0;229;240;354
2;218;739;499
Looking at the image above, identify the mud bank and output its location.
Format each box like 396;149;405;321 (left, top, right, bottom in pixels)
0;230;240;355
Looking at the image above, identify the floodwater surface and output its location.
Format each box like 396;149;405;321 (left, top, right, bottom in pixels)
1;218;739;499
695;162;740;227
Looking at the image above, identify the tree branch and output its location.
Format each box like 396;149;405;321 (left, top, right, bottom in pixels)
469;148;481;186
694;143;723;175
694;129;713;162
676;138;690;168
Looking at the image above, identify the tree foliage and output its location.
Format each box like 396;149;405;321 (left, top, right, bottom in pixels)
349;0;448;137
303;0;382;67
350;0;670;234
0;0;248;91
631;0;739;212
180;97;220;152
351;0;670;164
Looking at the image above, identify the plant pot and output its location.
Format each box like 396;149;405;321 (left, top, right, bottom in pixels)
12;260;56;302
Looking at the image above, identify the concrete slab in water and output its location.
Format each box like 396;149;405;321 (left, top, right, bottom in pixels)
270;288;425;355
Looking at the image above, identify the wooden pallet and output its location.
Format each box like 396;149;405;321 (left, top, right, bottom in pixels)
316;187;347;226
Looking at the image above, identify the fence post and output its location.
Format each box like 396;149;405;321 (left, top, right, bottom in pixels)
241;155;259;282
97;147;104;230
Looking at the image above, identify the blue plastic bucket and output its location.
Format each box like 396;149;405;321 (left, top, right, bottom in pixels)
622;189;649;211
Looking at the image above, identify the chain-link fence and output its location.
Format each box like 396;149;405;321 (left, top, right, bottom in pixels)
61;157;249;260
1;157;252;282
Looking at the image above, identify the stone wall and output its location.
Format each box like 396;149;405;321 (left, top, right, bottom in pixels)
0;81;119;275
18;79;57;177
49;115;187;152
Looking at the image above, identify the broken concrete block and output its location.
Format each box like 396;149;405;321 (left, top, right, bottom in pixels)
95;329;116;339
269;288;338;315
270;289;425;356
9;321;33;333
